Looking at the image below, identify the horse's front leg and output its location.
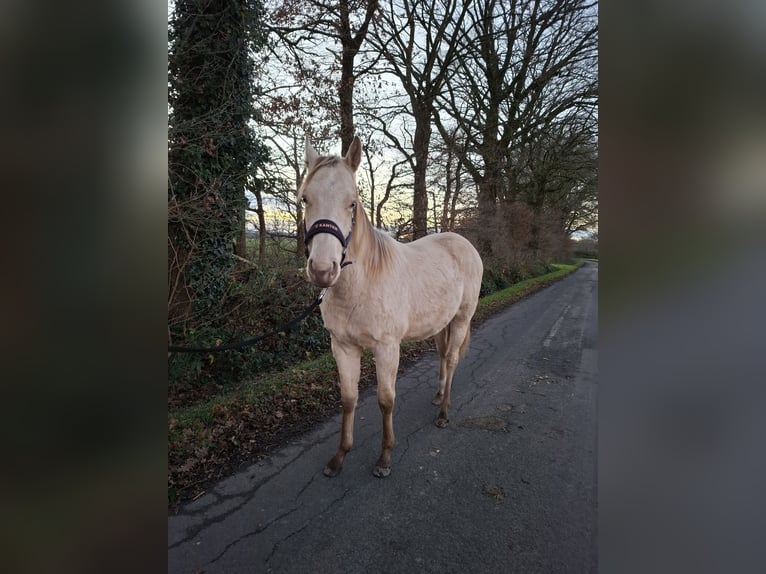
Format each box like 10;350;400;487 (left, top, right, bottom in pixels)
324;341;362;477
372;343;400;478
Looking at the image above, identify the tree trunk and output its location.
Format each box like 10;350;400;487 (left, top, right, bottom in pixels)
364;144;376;223
476;179;496;256
168;0;263;328
254;196;266;264
339;47;355;155
235;200;247;258
337;0;378;155
448;156;463;230
440;153;453;232
411;108;431;239
377;162;399;228
296;202;305;261
476;140;503;256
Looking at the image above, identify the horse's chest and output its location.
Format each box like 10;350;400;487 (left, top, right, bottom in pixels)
321;300;397;347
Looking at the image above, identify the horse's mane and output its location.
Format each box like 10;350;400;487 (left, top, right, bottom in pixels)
353;202;396;281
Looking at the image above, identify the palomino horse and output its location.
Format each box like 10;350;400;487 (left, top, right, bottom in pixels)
299;136;483;478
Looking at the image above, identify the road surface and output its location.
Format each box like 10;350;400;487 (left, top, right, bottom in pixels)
168;261;598;573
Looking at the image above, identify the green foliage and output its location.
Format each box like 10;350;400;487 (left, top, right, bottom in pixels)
168;0;270;330
479;259;560;298
480;267;511;297
168;263;331;393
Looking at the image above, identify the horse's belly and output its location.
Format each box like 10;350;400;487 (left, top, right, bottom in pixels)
402;302;458;342
402;325;444;342
325;307;447;348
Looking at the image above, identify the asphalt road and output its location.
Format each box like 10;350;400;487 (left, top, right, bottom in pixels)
168;261;598;573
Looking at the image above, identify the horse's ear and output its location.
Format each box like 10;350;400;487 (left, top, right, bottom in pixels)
305;135;319;170
344;136;362;172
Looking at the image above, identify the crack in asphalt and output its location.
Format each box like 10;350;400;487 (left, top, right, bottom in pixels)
169;428;339;549
204;469;351;567
295;469;321;500
395;417;435;464
205;505;300;567
263;487;352;566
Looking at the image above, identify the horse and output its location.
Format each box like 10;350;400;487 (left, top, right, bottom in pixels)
299;135;483;478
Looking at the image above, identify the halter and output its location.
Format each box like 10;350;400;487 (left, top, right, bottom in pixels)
303;206;356;268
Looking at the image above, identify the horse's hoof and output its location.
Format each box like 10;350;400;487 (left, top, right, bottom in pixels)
435;417;449;428
431;394;443;406
373;466;391;478
372;465;391;478
323;463;342;477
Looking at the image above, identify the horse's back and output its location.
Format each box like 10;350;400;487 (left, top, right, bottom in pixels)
405;232;483;288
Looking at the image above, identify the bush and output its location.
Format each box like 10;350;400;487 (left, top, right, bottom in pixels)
168;260;330;400
480;267;511;297
573;237;598;259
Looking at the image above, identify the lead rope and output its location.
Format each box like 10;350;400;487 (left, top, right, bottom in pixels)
167;289;327;354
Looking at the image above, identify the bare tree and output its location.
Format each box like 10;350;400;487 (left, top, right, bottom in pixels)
268;0;379;154
518;113;598;235
368;0;471;239
338;0;379;153
434;0;598;255
257;0;597;260
441;139;469;232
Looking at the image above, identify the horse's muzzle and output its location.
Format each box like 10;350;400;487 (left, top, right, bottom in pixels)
307;257;340;287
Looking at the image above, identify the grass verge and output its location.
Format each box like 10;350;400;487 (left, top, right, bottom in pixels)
168;259;585;508
474;261;583;322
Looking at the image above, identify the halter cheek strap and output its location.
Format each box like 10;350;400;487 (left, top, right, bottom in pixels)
303;211;355;268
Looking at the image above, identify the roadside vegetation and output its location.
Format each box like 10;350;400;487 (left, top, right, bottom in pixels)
168;257;584;508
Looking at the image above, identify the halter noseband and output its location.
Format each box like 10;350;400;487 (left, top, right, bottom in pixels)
303;208;355;268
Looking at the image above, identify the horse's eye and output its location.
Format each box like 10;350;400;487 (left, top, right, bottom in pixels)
350;202;356;210
301;196;307;205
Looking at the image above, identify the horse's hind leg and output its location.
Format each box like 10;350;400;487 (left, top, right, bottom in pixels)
435;318;471;428
324;341;362;477
432;328;449;406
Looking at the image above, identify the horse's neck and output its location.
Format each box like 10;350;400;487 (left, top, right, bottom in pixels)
327;226;380;303
328;261;368;303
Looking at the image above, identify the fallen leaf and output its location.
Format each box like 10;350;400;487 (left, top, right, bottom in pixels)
482;483;505;501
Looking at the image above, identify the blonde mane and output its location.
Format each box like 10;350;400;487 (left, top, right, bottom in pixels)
351;202;395;282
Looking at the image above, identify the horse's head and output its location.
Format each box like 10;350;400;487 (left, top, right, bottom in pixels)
299;136;362;288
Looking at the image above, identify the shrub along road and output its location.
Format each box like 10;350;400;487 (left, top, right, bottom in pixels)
168;261;598;573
